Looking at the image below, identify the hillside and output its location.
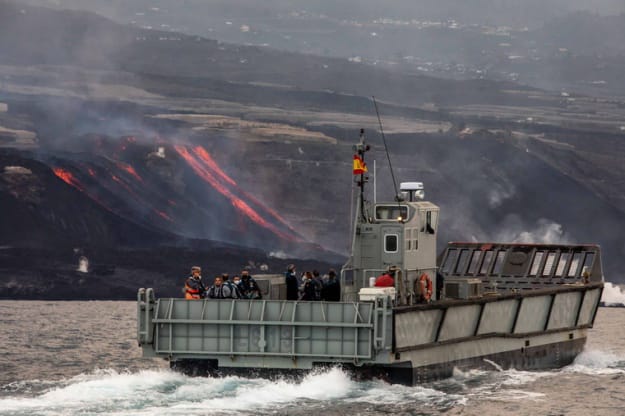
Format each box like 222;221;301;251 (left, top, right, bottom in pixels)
1;1;625;298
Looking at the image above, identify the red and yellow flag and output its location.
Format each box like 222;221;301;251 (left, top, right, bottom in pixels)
353;154;367;175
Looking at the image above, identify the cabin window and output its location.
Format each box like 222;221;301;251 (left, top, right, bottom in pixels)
455;249;471;274
555;253;570;277
442;249;458;273
376;205;408;221
492;251;506;275
384;234;399;253
542;252;556;276
479;250;494;275
421;210;437;234
405;228;418;251
582;252;595;274
568;253;582;277
529;251;544;276
427;211;435;234
467;250;481;275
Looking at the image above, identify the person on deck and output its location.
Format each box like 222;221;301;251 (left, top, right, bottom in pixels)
239;270;262;299
285;264;299;300
221;272;240;299
299;271;317;301
322;269;341;301
374;268;395;288
206;276;232;299
184;266;205;299
312;270;324;301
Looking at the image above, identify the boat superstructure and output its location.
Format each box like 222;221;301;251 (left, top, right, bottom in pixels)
137;130;603;384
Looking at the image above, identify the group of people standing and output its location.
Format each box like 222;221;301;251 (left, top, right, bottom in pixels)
184;266;262;300
184;264;342;302
284;264;341;302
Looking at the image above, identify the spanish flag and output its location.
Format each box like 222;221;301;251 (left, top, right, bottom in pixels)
353;154;367;175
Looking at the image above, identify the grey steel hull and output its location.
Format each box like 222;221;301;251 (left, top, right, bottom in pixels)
138;283;601;386
168;334;586;385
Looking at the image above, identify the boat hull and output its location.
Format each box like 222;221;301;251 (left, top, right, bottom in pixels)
139;283;601;386
169;335;586;385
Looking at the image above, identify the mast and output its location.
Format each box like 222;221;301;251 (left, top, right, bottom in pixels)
345;129;370;271
354;128;370;223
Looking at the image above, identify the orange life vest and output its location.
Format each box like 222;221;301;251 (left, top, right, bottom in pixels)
185;277;203;300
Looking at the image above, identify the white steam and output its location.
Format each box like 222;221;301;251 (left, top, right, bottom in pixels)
601;282;625;306
495;217;570;244
488;184;515;209
268;250;289;259
77;256;89;273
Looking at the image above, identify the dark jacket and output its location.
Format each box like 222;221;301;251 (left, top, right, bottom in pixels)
299;278;317;301
322;278;341;302
239;276;262;299
285;271;299;300
312;276;324;300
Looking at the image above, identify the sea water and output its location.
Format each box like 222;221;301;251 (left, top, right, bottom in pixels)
1;286;625;415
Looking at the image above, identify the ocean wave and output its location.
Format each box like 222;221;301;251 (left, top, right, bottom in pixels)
564;349;625;375
0;367;470;415
3;353;625;416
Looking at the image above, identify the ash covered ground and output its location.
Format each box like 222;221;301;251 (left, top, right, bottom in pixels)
1;1;625;298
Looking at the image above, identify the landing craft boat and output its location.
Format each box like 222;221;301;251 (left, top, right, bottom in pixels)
137;131;604;385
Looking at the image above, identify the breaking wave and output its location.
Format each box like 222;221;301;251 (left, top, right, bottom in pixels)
2;350;625;415
0;368;463;415
564;349;625;376
0;364;562;415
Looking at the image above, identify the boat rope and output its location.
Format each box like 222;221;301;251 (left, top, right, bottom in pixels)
372;96;403;218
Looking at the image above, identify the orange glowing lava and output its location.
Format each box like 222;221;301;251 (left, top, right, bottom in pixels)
53;168;85;192
115;161;143;182
193;146;236;186
175;145;295;242
193;146;297;235
53;167;113;212
241;190;296;232
110;172;143;201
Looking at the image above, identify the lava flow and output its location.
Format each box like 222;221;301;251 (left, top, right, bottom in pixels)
53;167;85;192
52;166;113;211
175;145;296;242
115;161;143;182
108;170;172;223
193;146;236;186
191;146;300;237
